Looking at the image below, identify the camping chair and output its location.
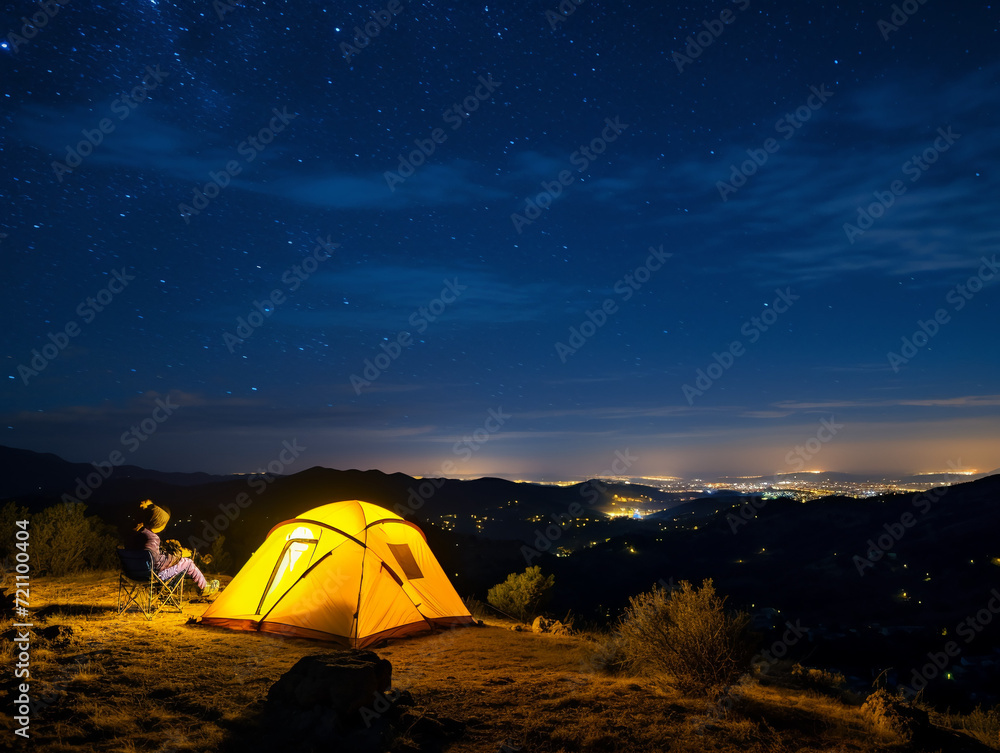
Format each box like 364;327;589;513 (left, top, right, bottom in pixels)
116;549;185;620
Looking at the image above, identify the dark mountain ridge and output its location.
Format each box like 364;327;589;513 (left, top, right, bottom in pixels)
0;444;234;498
3;444;998;707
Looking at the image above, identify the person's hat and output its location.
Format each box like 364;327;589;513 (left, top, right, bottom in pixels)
136;499;170;532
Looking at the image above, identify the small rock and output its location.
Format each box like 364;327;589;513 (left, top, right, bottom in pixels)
394;689;416;707
37;624;74;643
530;616;572;635
531;616;552;633
2;624;74;646
398;708;466;741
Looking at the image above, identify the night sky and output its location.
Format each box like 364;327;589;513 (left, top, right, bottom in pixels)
2;1;998;480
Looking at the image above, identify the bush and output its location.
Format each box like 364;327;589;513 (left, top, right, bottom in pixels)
790;663;859;703
861;688;930;744
0;502;29;564
487;566;554;622
612;578;757;697
587;630;631;675
30;502;119;576
207;535;233;574
945;704;1000;749
461;595;490;621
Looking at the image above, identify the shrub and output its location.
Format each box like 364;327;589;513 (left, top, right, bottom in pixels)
612;578;757;697
588;630;630;675
945;704;1000;749
30;502;119;576
207;535;233;574
461;595;490;621
82;513;119;571
487;566;554;622
792;663;846;689
860;687;930;744
0;502;30;571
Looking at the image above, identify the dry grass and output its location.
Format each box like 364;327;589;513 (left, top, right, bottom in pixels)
1;573;994;752
940;706;1000;750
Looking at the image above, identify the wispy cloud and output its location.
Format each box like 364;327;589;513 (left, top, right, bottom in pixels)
198;266;582;331
774;395;1000;410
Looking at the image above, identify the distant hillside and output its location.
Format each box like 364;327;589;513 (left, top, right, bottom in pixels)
0;446;681;569
714;470;990;485
715;471;877;483
898;470;994;484
535;473;1000;709
543;473;1000;616
0;444;233;498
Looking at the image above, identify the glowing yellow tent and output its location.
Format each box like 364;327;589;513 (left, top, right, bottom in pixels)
200;500;473;646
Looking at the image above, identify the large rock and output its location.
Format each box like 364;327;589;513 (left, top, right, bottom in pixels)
256;649;463;753
0;588;16;618
268;650;392;718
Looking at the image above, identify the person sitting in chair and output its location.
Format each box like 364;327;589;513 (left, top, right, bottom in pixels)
133;500;218;597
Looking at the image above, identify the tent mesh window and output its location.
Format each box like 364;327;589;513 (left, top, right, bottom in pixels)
259;527;318;611
387;542;424;580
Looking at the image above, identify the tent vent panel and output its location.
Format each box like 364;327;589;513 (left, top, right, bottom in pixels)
387;543;424;580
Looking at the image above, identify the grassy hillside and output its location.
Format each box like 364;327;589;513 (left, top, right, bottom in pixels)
2;574;997;752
